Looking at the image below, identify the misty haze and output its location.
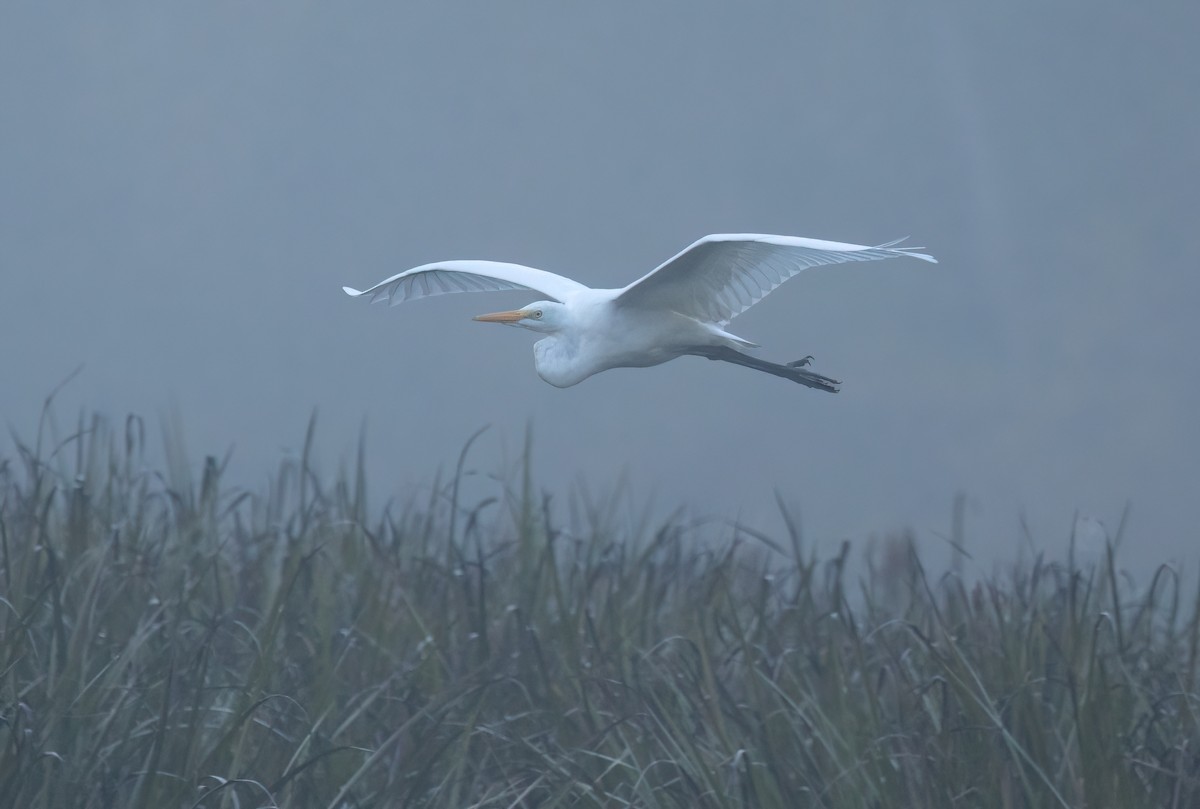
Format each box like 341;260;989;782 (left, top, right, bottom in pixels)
2;3;1197;806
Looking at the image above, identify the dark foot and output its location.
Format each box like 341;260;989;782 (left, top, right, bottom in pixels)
787;355;814;368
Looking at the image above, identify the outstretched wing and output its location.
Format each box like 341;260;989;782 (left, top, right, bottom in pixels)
615;234;936;325
343;260;589;305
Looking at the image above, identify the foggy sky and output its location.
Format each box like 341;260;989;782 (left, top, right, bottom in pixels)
3;2;1198;574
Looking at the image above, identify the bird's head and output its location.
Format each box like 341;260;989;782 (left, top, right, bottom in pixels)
472;301;565;334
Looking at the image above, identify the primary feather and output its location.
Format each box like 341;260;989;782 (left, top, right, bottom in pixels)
615;234;936;325
342;260;588;305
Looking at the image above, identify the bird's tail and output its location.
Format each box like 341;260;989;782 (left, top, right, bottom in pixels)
709;325;760;350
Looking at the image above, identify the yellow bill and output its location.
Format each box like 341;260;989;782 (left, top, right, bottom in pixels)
473;309;528;323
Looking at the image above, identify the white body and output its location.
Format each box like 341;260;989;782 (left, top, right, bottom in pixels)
527;289;745;387
344;233;936;390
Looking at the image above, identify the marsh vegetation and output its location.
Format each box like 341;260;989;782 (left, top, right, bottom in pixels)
2;415;1197;807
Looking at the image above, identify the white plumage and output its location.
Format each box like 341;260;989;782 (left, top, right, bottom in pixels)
344;233;936;391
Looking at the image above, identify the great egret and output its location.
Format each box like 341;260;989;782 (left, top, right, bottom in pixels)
343;233;935;391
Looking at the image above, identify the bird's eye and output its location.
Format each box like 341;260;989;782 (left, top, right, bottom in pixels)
533;310;543;319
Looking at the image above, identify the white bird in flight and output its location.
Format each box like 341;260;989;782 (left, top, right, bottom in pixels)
344;233;935;392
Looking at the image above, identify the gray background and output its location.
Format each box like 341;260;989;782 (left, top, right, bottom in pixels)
3;2;1197;572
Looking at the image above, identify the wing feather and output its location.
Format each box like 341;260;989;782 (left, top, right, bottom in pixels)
343;260;589;306
615;233;936;325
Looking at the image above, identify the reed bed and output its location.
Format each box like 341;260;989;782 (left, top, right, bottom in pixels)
1;414;1197;807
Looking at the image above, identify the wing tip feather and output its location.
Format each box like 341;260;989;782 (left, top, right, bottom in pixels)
342;286;364;297
875;237;938;264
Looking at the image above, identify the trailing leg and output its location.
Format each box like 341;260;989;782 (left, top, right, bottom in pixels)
690;346;840;393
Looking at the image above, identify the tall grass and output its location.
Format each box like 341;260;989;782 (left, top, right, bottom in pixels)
1;413;1197;807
